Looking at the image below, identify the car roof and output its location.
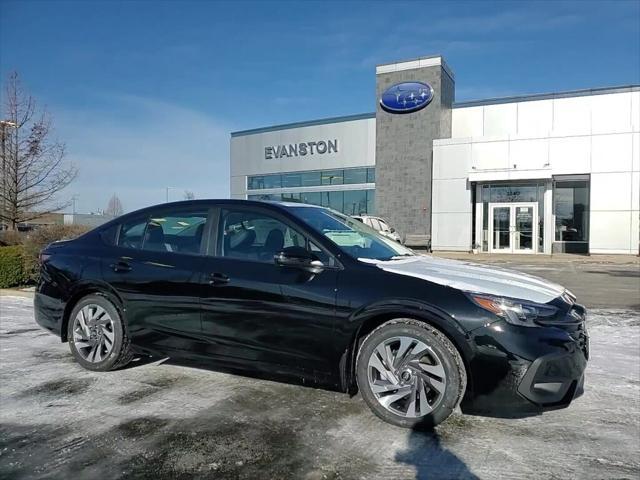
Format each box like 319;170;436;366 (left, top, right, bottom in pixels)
102;199;325;224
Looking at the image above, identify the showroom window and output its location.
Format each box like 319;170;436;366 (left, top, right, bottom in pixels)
248;189;375;215
554;178;589;243
247;167;375;191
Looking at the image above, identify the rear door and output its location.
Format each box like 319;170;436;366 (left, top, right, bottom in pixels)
100;205;212;354
198;205;339;376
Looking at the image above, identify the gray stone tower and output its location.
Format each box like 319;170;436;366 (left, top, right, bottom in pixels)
374;56;455;246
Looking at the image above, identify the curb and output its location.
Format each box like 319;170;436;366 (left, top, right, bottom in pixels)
0;289;35;299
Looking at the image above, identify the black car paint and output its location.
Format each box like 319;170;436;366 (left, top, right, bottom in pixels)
34;199;588;415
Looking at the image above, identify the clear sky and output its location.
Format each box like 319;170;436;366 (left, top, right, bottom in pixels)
1;0;639;213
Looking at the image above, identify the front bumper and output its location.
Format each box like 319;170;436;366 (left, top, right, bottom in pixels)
461;317;589;416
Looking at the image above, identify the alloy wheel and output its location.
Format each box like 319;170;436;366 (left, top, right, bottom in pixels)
367;336;447;418
72;304;115;363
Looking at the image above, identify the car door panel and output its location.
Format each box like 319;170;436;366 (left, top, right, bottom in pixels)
100;207;210;355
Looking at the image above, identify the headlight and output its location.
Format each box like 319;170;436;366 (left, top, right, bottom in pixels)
468;293;558;327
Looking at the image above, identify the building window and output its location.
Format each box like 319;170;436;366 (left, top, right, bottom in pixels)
554;179;589;242
248;189;375;215
343;168;367;185
343;190;368;215
321;170;344;186
247;167;375;191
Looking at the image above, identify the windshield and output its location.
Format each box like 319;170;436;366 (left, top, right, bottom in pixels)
289;207;415;261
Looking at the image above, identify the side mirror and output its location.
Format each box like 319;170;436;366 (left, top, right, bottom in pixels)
389;227;396;233
274;246;324;274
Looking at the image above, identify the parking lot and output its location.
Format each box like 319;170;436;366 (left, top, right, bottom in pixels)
1;259;639;479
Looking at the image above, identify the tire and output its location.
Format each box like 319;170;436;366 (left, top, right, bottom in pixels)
356;318;466;429
67;294;133;371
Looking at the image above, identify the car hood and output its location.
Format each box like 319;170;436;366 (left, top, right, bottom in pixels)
361;255;567;304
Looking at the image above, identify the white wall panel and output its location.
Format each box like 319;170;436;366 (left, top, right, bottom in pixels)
632;172;640;211
552;97;591;136
590;172;633;211
589;211;632;252
517;99;553;137
633;132;640;171
230;118;375;180
631;212;639;255
431;212;472;251
509;138;549;171
451;106;483;138
433;143;471;179
591;93;632;134
548;136;591;174
230;176;246;196
632;91;640;132
471;141;509;170
483;104;518;137
591;133;633;173
432;178;471;213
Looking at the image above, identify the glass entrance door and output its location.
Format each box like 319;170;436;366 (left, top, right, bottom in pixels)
489;203;538;254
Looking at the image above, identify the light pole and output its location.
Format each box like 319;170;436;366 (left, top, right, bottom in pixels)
0;120;18;230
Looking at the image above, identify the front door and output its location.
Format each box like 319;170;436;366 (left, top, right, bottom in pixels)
489;203;538;254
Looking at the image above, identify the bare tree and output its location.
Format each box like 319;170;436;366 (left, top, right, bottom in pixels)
183;190;195;200
104;194;123;217
0;72;77;230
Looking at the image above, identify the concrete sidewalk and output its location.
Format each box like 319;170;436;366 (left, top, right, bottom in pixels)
430;251;640;265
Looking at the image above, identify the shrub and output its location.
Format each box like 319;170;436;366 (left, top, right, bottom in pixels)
22;225;92;283
0;230;25;247
0;245;27;288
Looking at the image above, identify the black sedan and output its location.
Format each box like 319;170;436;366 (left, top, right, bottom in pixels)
34;200;588;428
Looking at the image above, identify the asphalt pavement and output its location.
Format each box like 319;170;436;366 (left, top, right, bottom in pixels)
0;260;639;479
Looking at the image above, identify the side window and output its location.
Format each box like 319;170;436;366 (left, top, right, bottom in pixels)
99;224;119;246
118;218;147;250
117;210;208;254
219;208;334;265
143;210;208;253
378;220;390;232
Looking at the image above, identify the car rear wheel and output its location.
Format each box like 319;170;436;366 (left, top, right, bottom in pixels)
67;294;133;371
356;319;466;429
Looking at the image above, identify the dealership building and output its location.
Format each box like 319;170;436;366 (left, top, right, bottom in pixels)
230;55;639;255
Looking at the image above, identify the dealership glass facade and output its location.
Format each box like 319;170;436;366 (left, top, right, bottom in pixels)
248;189;375;215
247;167;375;190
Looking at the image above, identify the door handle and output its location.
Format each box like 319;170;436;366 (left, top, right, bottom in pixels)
209;272;230;286
110;261;132;273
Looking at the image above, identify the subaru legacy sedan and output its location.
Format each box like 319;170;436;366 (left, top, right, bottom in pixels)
34;200;588;428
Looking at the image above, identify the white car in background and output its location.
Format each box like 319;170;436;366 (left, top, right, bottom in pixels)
352;215;402;243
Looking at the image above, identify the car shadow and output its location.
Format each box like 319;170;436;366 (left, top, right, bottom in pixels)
395;427;479;479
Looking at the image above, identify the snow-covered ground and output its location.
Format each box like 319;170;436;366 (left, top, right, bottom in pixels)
1;295;638;479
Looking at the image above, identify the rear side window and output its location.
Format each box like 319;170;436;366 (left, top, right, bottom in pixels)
118;218;147;250
144;212;208;253
116;209;208;254
99;224;119;246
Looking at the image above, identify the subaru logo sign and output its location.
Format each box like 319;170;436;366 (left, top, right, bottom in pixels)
380;81;434;114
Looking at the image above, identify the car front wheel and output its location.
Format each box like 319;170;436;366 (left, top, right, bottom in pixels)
356;318;466;428
67;294;133;371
